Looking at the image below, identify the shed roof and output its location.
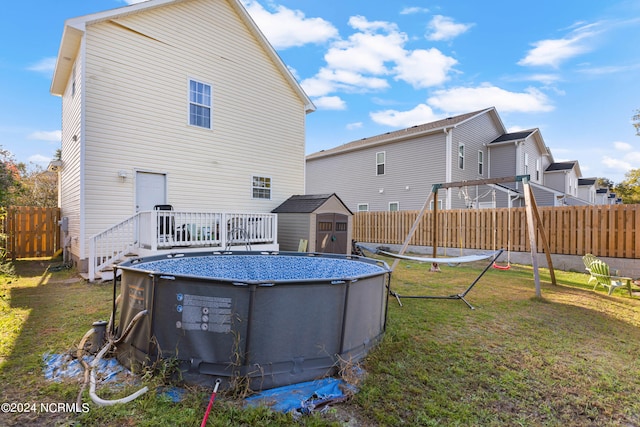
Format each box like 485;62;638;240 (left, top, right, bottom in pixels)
272;194;352;214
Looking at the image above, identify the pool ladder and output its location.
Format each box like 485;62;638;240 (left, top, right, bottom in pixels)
225;227;252;252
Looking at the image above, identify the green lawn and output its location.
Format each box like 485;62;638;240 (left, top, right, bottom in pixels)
1;256;639;426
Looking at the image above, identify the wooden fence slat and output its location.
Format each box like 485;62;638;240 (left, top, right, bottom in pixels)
1;206;60;259
352;204;640;259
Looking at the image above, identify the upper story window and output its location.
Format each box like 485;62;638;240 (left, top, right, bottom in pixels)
524;153;529;175
458;144;464;169
478;150;483;175
252;176;271;199
536;159;541;181
189;79;212;129
376;152;385;175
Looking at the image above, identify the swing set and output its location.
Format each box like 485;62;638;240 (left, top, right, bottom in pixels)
382;175;556;308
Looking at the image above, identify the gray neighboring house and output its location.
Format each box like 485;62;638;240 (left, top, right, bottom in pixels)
306;107;594;212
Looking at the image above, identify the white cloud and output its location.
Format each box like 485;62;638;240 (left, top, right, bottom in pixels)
427;84;554;114
28;154;51;164
426;15;473;41
393;48;458;88
27;130;61;142
400;7;430;15
301;15;457;96
27;57;57;75
242;1;338;49
602;155;633;170
312;96;346;110
301;68;389;96
346;122;363;130
613;141;632;151
323;23;406;74
370;104;442;128
518;22;600;68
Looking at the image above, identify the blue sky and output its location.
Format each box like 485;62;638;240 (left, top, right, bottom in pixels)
1;0;639;184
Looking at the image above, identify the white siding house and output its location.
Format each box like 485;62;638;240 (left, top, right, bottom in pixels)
306;108;596;211
306;108;506;212
50;0;314;275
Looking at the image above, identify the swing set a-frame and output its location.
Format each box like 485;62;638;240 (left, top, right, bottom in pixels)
385;175;556;308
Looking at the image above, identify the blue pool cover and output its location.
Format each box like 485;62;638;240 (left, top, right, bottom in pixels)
128;254;386;282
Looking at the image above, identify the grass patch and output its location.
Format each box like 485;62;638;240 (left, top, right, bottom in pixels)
1;256;639;426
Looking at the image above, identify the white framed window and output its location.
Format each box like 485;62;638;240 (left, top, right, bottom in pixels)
478;150;483;175
376;152;385;175
357;203;369;212
389;202;399;212
536;159;541;181
189;79;212;129
524;153;529;175
458;144;464;169
429;199;443;210
252;176;271;199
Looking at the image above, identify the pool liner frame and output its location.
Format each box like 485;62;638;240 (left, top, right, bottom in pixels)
112;251;391;390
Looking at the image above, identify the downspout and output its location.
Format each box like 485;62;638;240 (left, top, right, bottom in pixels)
444;127;453;209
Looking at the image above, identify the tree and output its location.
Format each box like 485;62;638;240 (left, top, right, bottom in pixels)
614;168;640;204
634;109;640;136
596;177;614;189
11;165;58;207
0;148;24;207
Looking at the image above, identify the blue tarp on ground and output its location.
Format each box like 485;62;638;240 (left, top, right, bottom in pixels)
244;377;356;415
42;352;128;383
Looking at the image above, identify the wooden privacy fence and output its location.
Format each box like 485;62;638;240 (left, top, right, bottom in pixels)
2;206;61;259
354;204;640;259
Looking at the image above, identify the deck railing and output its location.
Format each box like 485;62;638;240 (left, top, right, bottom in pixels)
89;211;278;281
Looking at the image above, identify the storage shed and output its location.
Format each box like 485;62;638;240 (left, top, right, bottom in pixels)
272;194;353;254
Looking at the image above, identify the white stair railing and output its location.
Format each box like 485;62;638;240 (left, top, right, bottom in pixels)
89;213;140;281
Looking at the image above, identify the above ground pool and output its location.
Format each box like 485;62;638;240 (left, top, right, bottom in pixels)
114;251;390;390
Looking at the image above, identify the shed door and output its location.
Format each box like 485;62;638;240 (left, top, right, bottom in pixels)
316;213;348;254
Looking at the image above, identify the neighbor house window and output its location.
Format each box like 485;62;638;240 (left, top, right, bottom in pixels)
478;151;484;175
357;204;369;212
429;199;443;210
536;159;541;181
458;144;464;169
252;176;271;199
376;152;385;175
524;153;529;175
389;202;399;212
189;79;212;129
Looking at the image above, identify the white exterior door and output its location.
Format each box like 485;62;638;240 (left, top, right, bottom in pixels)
136;171;166;212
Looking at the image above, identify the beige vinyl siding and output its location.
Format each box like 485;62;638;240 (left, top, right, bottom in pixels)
306;133;447;212
59;52;84;261
80;0;306;240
